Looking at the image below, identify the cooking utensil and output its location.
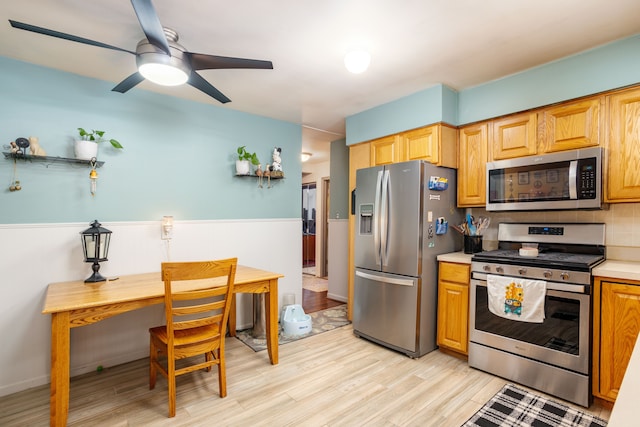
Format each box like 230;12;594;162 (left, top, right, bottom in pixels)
467;214;476;235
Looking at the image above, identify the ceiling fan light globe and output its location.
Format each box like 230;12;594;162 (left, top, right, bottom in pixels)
136;37;190;86
139;62;188;86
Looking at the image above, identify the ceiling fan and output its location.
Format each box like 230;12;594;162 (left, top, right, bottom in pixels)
8;0;273;104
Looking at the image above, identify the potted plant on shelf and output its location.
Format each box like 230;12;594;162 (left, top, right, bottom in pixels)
74;128;123;160
236;145;260;175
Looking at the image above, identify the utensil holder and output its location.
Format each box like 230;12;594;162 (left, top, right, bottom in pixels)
464;235;483;254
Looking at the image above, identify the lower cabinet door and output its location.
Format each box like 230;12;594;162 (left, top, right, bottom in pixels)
437;262;470;355
595;278;640;401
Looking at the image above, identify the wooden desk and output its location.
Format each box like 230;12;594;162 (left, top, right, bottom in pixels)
42;265;283;427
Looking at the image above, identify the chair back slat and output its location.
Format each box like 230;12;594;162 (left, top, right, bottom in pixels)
162;260;236;282
172;300;225;317
173;314;223;331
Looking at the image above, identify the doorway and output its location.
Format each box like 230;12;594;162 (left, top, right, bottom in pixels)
302;183;316;275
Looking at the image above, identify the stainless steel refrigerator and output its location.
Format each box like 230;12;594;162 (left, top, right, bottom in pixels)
353;160;462;358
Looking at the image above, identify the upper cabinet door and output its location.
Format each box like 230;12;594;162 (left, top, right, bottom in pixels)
370;134;402;166
402;124;457;168
542;97;603;153
403;125;439;164
458;122;488;207
491;112;537;160
607;87;640;202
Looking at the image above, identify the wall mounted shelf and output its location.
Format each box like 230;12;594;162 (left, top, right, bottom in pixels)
235;173;284;179
2;152;104;168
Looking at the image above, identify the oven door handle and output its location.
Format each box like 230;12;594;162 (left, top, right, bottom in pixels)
471;272;587;293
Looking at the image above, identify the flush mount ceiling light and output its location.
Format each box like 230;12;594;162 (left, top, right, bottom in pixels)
301;152;313;162
344;49;371;74
136;28;190;86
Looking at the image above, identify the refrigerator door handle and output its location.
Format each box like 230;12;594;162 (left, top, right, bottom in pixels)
356;270;415;287
380;169;390;266
373;170;384;265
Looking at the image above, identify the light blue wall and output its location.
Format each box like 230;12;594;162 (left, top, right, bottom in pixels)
0;57;302;224
346;33;640;144
345;84;458;145
459;34;640;125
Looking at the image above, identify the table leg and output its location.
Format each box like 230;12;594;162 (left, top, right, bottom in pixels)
50;312;70;427
265;278;279;365
228;294;237;337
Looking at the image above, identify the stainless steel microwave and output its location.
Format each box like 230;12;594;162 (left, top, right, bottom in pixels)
486;147;603;211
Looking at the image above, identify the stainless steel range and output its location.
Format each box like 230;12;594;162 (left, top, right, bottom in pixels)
469;223;605;407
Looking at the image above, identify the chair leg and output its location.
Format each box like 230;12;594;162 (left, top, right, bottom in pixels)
168;359;176;418
149;339;157;390
218;351;226;398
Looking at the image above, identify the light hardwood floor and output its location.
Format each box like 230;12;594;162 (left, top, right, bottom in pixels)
0;324;610;426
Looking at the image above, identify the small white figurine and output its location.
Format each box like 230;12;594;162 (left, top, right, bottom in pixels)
29;136;47;156
272;147;283;172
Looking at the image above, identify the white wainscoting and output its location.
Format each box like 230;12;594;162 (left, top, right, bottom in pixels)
0;219;301;396
327;219;348;302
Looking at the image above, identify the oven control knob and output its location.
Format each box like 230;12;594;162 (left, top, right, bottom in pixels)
560;272;570;280
483;265;491;272
518;268;527;275
543;270;552;278
496;266;504;273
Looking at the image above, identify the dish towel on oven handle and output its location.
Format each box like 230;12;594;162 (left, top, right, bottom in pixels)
486;274;546;323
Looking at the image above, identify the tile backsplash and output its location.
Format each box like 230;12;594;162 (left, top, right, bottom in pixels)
469;203;640;262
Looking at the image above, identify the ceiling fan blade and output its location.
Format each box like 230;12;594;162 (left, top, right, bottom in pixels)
188;53;274;71
188;71;231;104
9;20;135;55
112;72;145;93
130;0;171;55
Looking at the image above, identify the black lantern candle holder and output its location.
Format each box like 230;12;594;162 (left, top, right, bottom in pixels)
80;219;112;283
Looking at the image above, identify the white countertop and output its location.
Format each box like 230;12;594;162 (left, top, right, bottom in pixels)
608;333;640;426
593;260;640;282
437;251;473;264
437;256;640;278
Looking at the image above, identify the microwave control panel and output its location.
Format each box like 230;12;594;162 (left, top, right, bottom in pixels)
578;158;597;199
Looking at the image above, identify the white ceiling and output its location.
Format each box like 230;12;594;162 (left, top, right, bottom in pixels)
2;1;640;164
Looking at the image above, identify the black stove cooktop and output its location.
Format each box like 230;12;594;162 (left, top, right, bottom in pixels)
472;249;605;270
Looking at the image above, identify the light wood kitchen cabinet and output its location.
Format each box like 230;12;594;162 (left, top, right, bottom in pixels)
347;142;371;320
437;261;470;355
540;96;603;153
593;277;640;402
491;112;537;160
402;124;457;168
458;122;488;207
370;134;402;166
606;87;640;202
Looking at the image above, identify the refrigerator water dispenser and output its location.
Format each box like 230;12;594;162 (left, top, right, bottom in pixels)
359;204;373;235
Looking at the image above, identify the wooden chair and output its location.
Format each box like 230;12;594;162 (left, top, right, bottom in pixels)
149;258;237;418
